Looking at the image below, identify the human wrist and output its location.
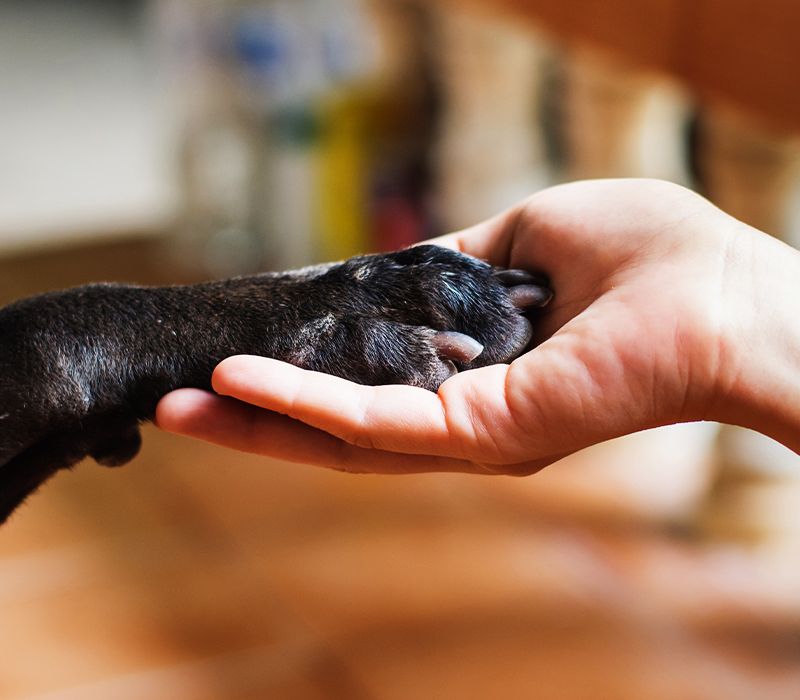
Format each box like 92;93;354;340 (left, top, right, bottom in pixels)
710;224;800;452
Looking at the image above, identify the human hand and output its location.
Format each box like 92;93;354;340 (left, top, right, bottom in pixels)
156;179;800;473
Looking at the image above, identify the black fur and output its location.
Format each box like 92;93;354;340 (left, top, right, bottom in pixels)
0;245;549;522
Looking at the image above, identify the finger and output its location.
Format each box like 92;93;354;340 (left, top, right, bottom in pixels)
156;388;547;475
210;356;526;463
210;357;455;455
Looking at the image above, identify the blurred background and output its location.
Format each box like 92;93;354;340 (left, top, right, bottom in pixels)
2;0;800;698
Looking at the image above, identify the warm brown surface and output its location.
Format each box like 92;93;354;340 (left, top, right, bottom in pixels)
2;240;800;699
4;429;800;699
456;0;800;132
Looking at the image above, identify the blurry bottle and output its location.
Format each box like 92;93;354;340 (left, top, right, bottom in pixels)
156;0;266;278
164;0;437;273
364;0;440;250
309;0;435;258
561;46;691;184
431;6;550;230
233;0;325;269
314;90;371;261
311;0;377;261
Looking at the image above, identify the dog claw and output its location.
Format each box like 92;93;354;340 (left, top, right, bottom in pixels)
494;269;548;286
509;285;552;309
432;331;484;363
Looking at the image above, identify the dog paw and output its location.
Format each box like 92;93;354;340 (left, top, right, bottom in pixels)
290;245;552;390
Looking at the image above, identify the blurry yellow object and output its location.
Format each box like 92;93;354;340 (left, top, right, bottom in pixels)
315;91;371;261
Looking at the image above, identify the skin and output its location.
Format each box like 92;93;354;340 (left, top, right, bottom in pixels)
156;179;800;475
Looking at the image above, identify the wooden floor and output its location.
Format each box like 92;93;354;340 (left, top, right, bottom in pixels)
2;239;800;699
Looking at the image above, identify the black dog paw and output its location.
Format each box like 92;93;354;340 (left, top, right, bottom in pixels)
0;244;551;522
296;245;551;389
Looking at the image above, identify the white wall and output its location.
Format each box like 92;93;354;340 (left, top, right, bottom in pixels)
0;0;178;253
